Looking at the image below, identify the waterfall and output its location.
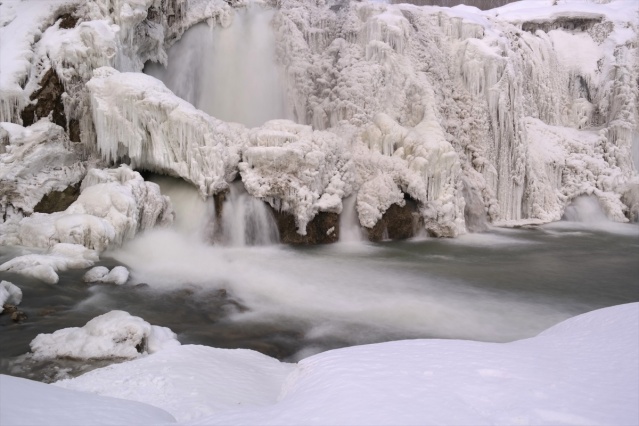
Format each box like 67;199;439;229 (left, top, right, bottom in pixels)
562;196;609;223
144;5;288;127
219;182;279;246
339;194;365;242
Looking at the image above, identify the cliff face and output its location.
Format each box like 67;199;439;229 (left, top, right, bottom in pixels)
0;0;637;252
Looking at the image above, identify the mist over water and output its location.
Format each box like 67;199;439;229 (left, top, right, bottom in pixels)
144;6;288;127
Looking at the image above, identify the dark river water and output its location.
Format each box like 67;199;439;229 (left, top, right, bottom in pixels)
1;220;638;382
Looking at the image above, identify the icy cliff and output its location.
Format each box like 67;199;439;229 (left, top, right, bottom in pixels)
0;0;637;245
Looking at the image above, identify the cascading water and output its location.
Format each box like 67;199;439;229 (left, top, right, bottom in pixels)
563;196;609;223
144;5;288;127
219;182;279;246
339;194;366;242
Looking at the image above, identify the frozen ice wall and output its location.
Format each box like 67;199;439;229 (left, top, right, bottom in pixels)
145;5;289;128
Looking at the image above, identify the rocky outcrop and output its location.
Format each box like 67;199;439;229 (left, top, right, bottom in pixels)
33;184;80;214
274;210;339;245
21;68;67;131
367;199;422;242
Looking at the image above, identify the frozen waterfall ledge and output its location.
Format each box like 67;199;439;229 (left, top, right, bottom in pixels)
2;303;636;426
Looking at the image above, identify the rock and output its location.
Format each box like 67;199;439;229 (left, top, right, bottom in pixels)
33;184;81;214
11;310;27;323
0;281;23;314
57;13;79;29
21;68;67;130
273;210;339;245
367;198;422;242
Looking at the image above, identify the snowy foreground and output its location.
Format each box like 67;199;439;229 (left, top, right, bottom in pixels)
1;303;637;426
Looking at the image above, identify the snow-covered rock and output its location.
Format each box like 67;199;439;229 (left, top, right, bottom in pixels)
30;310;180;360
48;303;639;425
0;243;98;284
0;165;173;252
84;265;129;285
0;281;22;313
0;120;85;223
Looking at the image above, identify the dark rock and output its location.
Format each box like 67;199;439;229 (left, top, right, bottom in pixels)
38;308;57;317
68;119;81;142
11;310;27;323
2;304;18;315
57;13;79;29
33;184;80;214
521;17;601;33
273;210;339;245
21;68;67;130
367;197;422;242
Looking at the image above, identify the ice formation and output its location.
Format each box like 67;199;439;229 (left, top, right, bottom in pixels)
40;303;637;425
29;310;180;360
0;0;638;243
84;265;130;285
0;243;98;284
0;280;22;313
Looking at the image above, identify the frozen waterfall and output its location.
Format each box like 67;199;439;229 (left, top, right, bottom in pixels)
144;5;288;128
219;182;279;246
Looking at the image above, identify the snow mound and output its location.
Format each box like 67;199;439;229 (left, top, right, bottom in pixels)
0;280;22;313
83;265;129;285
0;243;98;284
0;374;176;426
30;310;180;360
50;303;639;425
56;345;295;423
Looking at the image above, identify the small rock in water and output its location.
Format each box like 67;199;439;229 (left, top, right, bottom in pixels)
11;310;27;323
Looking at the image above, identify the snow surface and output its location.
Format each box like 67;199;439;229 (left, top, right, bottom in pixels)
0;280;22;313
0;374;176;426
30;310;180;360
44;303;638;425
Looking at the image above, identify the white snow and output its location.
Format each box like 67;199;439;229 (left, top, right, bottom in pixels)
0;280;22;313
84;265;129;285
34;303;636;425
30;310;180;360
0;243;98;284
0;374;177;426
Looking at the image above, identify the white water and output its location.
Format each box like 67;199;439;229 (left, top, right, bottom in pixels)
145;6;288;127
219;182;279;246
339;194;365;242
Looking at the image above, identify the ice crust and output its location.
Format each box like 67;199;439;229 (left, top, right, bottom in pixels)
44;303;639;425
29;310;180;360
0;0;638;241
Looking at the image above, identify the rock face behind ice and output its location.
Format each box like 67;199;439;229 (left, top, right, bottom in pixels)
30;310;180;360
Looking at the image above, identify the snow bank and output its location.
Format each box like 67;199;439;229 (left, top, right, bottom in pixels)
56;345;295;423
30;310;180;360
0;281;22;313
0;374;176;426
0;243;98;284
48;303;639;425
84;265;129;285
